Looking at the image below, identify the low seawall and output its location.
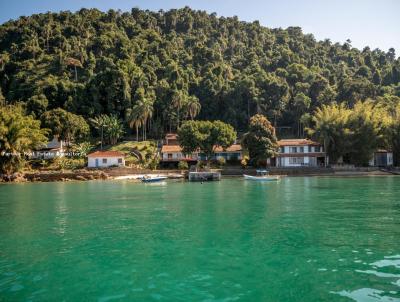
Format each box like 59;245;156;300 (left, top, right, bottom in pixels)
221;166;392;177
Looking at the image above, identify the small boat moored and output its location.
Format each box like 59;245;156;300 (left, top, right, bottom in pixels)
141;175;168;183
243;170;280;181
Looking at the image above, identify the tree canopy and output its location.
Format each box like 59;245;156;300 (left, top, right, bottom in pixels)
307;101;391;166
0;7;398;137
178;120;236;161
0;105;48;174
242;114;279;165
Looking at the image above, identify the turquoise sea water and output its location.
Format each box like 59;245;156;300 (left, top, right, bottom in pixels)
0;177;400;301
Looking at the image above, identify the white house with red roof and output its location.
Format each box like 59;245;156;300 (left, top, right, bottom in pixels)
87;151;125;168
275;139;326;167
160;133;243;165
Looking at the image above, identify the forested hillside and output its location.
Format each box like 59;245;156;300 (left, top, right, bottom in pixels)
0;7;399;137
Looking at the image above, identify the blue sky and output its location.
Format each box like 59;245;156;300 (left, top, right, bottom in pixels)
1;0;399;54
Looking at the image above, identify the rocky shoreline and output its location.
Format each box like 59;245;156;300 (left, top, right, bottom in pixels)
0;168;185;183
1;167;397;183
0;170;110;183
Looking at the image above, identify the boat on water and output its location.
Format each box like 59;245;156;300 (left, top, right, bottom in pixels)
141;175;168;183
243;170;280;181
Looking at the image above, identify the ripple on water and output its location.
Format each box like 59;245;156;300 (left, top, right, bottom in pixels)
333;255;400;301
98;294;126;302
334;288;400;302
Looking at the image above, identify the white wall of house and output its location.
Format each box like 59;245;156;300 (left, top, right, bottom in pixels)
214;152;242;160
369;152;393;167
162;152;198;160
88;157;125;168
278;156;322;167
162;152;182;160
280;145;323;154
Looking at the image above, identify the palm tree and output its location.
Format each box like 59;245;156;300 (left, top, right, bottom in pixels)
130;99;154;141
126;107;143;141
65;57;83;82
140;99;154;141
186;95;201;120
89;115;107;149
104;115;124;145
171;90;187;128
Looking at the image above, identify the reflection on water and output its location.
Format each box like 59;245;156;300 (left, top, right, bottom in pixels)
334;254;400;301
0;177;399;301
336;288;400;302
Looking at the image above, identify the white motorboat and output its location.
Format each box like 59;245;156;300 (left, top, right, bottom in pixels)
141;175;168;183
243;170;280;181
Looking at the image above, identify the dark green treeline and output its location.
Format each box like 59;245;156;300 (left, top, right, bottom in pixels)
0;7;399;137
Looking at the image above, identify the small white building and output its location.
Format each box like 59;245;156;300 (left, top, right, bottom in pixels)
275;139;326;167
87;151;125;168
369;150;393;167
32;137;66;159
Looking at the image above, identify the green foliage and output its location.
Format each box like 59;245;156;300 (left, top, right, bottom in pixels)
103;114;125;145
178;120;236;161
50;157;85;170
108;140;156;166
0;7;398;138
178;160;189;170
347;101;389;165
307;103;352;164
89;114;125;145
241;155;249;168
216;157;226;167
0;105;48;174
72;142;93;158
308;101;391;166
26;94;49;118
41;108;89;144
242;114;278;165
147;155;160;170
388;103;400;166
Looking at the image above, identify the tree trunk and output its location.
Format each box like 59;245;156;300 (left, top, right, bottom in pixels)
101;126;104;150
177;107;180;129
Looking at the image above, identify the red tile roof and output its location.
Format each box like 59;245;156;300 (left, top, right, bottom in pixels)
165;133;178;139
215;144;242;152
161;144;242;153
278;139;320;146
87;151;125;158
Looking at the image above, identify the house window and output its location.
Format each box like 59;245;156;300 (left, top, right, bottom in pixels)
299;147;304;153
102;158;107;164
280;147;285;153
290;147;297;153
315;146;320;152
289;157;304;165
168;153;172;159
118;158;122;164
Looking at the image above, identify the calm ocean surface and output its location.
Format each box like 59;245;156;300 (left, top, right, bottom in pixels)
0;177;399;301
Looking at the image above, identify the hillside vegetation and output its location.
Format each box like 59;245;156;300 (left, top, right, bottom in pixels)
0;7;399;137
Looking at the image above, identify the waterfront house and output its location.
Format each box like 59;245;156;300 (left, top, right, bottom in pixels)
87;151;125;168
369;150;393;167
160;133;243;166
164;133;179;145
274;139;326;167
32;137;66;159
198;145;243;161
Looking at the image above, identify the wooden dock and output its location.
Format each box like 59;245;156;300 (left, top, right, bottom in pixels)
188;171;221;181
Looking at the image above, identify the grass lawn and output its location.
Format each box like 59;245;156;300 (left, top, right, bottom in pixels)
106;140;158;164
